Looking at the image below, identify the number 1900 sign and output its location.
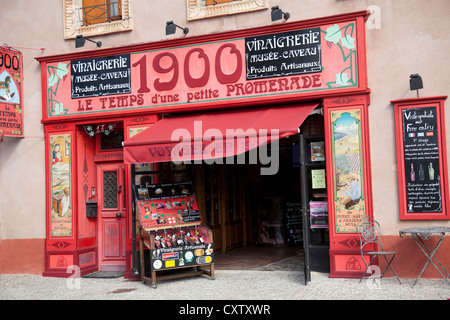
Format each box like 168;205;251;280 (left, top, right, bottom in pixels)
132;43;243;94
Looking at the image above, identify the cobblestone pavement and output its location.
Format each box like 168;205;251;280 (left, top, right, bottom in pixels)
1;270;449;301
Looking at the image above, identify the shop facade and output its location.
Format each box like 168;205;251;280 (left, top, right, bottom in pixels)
1;1;449;281
35;10;373;279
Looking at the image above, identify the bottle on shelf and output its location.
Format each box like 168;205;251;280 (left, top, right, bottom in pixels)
170;230;178;247
182;230;189;246
156;234;166;248
176;230;185;247
164;230;172;248
196;229;205;244
186;230;195;246
190;229;200;245
154;232;161;249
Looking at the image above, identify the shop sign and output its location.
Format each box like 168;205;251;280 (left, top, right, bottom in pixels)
0;46;23;136
392;97;450;220
245;27;322;79
402;107;441;213
43;20;361;119
71;54;131;98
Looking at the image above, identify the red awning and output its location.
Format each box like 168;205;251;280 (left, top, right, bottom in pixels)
123;103;319;164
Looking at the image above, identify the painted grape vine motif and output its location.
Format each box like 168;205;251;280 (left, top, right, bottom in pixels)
322;23;357;88
47;62;70;116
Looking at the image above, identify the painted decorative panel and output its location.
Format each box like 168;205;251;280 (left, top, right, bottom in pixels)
50;133;73;237
331;110;365;233
49;254;74;269
79;251;95;267
129;126;150;139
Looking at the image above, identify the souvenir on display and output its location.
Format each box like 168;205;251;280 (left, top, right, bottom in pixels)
136;181;215;288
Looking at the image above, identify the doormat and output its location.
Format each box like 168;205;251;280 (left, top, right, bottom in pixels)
83;271;124;278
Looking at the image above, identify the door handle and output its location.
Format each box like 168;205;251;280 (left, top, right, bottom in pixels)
118;185;122;194
116;212;122;218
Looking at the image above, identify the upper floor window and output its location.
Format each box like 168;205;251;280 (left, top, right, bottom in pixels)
80;0;122;26
187;0;269;21
64;0;133;40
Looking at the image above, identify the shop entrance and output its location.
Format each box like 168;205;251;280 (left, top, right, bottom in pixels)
201;136;305;270
200;113;330;274
97;162;127;271
125;106;330;277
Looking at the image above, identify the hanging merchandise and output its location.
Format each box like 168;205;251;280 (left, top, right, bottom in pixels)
135;180;215;288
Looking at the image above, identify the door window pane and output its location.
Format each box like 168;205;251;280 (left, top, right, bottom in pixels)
104;171;118;208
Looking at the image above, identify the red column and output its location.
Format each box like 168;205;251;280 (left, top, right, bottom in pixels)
324;94;373;278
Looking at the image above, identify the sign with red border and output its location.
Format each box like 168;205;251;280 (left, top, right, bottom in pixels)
40;17;365;121
0;47;23;137
392;96;450;220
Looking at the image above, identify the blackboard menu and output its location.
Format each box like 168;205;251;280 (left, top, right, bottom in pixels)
71;54;131;98
245;27;322;80
402;106;442;213
284;200;302;244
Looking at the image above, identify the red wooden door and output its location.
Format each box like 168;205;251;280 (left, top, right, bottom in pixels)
97;162;126;271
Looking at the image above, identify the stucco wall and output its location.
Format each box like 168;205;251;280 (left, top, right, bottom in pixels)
1;0;449;246
365;1;450;234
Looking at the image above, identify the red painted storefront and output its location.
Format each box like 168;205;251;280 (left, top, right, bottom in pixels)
36;11;378;279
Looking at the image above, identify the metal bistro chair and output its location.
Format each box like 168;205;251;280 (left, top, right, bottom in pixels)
356;215;401;285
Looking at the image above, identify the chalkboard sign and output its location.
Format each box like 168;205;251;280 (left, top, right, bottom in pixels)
284;201;302;244
71;54;131;98
245;27;322;80
402;106;442;213
392;96;450;220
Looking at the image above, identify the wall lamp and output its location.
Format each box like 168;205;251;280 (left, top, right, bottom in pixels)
271;6;290;22
75;35;102;48
410;73;423;97
166;21;189;37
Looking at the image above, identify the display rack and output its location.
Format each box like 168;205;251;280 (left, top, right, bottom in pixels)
134;181;215;288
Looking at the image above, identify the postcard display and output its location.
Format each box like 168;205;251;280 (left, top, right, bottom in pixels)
135;181;215;288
